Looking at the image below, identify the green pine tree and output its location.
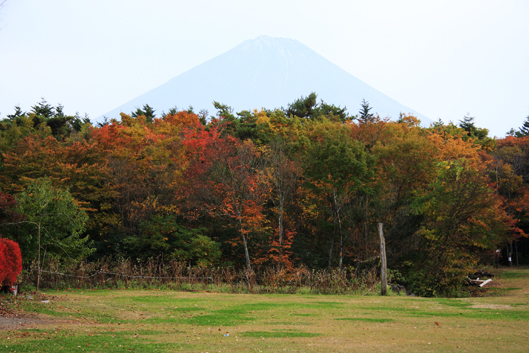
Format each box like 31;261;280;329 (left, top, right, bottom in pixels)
516;115;529;137
358;99;374;123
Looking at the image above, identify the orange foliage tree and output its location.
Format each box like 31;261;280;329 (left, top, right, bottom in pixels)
182;122;268;270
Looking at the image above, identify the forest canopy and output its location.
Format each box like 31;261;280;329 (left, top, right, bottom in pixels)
1;96;527;296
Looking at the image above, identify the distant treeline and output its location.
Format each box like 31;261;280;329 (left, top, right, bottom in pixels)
1;94;528;296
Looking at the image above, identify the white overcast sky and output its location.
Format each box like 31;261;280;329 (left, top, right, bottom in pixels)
1;0;528;137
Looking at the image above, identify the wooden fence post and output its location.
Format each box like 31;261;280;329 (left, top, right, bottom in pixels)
379;223;387;296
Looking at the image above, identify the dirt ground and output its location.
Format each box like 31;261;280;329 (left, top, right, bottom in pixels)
0;314;56;330
0;292;72;330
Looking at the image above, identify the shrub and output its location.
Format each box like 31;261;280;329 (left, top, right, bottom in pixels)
0;238;23;286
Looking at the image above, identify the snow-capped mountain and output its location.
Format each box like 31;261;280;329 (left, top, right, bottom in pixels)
102;35;430;124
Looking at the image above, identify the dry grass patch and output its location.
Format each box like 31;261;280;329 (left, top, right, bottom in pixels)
0;268;528;352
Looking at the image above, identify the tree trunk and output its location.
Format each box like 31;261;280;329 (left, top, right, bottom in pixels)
242;233;252;271
492;250;495;268
328;224;335;269
496;250;499;269
238;218;252;271
334;189;345;271
379;223;387;296
328;192;336;269
278;201;284;268
37;223;41;292
515;240;519;266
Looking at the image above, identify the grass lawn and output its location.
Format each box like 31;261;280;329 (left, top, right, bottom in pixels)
1;268;528;352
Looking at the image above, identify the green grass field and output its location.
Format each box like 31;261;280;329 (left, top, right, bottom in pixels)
1;268;528;352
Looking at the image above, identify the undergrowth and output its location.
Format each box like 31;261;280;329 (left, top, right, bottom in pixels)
21;257;381;295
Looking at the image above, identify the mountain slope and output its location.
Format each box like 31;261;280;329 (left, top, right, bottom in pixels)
102;36;430;124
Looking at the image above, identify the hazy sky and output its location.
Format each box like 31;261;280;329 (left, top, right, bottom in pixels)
1;0;528;137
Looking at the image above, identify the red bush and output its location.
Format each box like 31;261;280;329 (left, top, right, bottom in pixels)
0;238;23;286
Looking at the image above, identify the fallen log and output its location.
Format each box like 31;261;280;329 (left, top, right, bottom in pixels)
479;279;493;287
466;277;493;287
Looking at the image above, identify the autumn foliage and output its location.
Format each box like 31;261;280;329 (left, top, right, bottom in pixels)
0;238;23;286
0;99;527;296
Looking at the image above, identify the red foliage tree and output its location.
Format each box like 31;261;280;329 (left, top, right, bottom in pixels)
182;122;268;270
0;192;24;284
0;238;23;286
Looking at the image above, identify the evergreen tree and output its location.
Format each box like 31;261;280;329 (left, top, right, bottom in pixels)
358;99;374;123
6;106;26;120
97;116;110;128
315;101;348;122
459;115;475;132
132;104;156;123
162;106;179;118
284;92;318;119
431;118;445;128
31;98;55;119
198;109;209;125
28;99;90;139
506;128;517;137
213;101;235;120
516;115;529;137
70;113;91;132
458;115;488;140
284;92;349;122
